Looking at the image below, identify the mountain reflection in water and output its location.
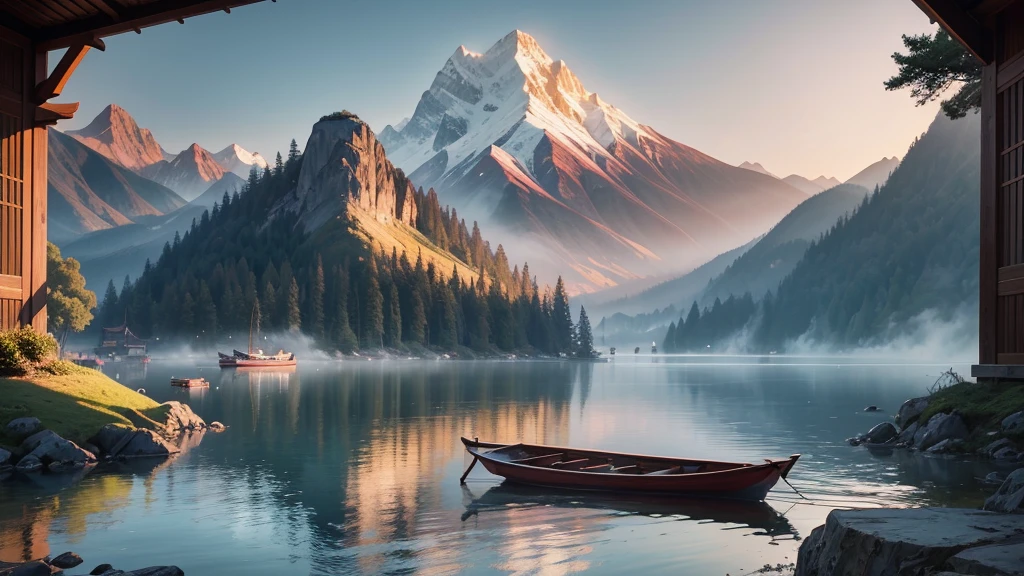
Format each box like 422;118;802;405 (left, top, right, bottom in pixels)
0;357;1001;575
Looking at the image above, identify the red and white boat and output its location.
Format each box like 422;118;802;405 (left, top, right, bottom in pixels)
218;303;297;368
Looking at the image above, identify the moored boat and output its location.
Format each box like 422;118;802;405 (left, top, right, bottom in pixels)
460;437;799;501
218;303;297;368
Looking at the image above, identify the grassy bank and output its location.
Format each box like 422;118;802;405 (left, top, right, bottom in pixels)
918;379;1024;448
0;364;167;446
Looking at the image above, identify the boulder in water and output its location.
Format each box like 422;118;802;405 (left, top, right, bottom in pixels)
916;412;969;451
896;396;929;429
1002;411;1024;435
5;417;42;438
983;468;1024;513
864;422;898;444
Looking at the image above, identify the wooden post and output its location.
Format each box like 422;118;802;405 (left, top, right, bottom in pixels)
980;60;998;367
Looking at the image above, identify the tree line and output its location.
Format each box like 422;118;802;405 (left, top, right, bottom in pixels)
100;137;598;357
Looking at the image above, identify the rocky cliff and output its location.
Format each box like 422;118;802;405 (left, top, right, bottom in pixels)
288;113;417;232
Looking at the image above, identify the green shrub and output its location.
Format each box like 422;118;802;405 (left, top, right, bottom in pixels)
0;332;23;374
13;328;58;363
37;360;82;376
0;328;59;375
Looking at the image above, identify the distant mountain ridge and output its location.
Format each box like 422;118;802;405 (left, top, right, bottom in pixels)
143;143;228;202
379;30;808;291
47;130;186;244
67;104;169;171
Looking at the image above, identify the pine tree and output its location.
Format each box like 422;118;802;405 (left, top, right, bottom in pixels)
663;321;677;353
100;280;118;328
287;277;301;332
386;283;402;347
261;280;277;332
181;291;196;337
197;281;218;338
363;255;384;348
575;305;596;358
311;255;326;339
408;290;426;345
274;152;284;178
552;276;573;354
287;139;300;164
333;267;358;351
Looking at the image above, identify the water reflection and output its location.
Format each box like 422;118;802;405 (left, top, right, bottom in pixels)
0;358;999;575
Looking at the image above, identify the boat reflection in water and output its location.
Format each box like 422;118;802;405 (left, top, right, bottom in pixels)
460;483;799;542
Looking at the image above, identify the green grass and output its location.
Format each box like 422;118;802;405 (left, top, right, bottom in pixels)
918;380;1024;448
0;363;167;446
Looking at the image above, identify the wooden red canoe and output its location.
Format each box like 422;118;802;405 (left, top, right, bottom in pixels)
460;437;800;501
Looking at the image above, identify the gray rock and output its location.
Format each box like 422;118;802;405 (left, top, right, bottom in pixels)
993;447;1020;461
895;421;919;445
123;568;184;576
209;421;226;432
916;412;970;451
984;471;1005;485
9;561;51;576
0;447;10;466
864;405;879;412
15;454;42;473
160;401;206;435
794;508;1024;576
1002;411;1024;435
865;422;898;444
5;417;42;438
47;459;86;473
50;551;83;568
117;430;178;458
90;563;114;575
90;424;134;455
983;438;1016;457
20;430;96;468
896;396;929;429
926;438;964;453
946;541;1024;576
984;468;1024;512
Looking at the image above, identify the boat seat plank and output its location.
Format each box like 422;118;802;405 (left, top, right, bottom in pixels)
643;466;681;476
511;453;564;466
610;465;640;474
581;463;613;472
551;458;590;470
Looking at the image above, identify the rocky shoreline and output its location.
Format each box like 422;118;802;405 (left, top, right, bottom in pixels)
0;401;222;480
0;551;182;575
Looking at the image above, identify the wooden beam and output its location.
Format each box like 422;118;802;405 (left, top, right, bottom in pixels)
86;0;122;21
35;101;79;126
980;61;999;365
912;0;995;64
36;0;267;52
34;42;90;103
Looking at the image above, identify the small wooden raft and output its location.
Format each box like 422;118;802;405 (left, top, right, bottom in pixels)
170;377;209;388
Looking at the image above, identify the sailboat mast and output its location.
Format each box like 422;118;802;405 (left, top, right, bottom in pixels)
248;302;255;354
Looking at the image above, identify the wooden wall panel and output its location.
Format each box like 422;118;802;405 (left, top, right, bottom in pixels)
0;35;23;331
996;64;1024;361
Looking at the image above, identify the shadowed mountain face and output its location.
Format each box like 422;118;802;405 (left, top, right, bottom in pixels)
379;30;807;292
47;130;186;244
845;156;900;191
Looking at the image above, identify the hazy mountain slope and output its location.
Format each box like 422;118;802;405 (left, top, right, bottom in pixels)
845;156;900;191
380;30;807;290
63;204;208;291
699;183;869;307
668;112;980;352
47;130;186;244
191;173;247;208
737;161;778;178
66;104;167;170
143;143;228;201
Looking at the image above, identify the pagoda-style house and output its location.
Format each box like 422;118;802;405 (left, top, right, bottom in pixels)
0;0;266;333
97;322;147;359
910;1;1024;379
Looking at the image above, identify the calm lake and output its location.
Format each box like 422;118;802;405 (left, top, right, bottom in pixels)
0;356;1006;575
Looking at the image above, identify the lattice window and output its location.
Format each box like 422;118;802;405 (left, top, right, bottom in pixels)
0;111;22;277
999;78;1024;267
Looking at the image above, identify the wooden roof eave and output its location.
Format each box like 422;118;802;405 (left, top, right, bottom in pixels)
911;0;998;64
20;0;268;52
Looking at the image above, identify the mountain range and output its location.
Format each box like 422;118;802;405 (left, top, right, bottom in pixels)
738;156;899;196
52;105;270;290
379;30;809;291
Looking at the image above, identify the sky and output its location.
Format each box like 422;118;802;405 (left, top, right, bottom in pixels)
55;0;942;181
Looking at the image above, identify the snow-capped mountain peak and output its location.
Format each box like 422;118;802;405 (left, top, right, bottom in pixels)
213;143;269;178
378;30;807;290
381;29;648;184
